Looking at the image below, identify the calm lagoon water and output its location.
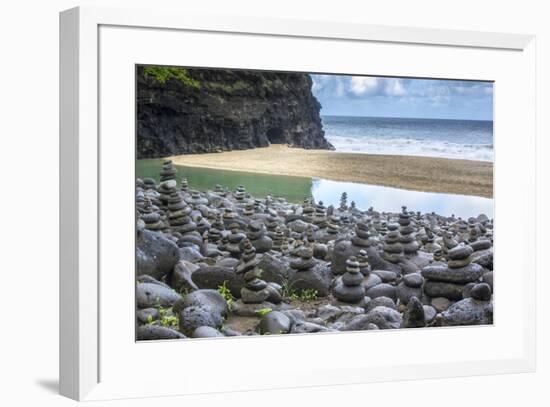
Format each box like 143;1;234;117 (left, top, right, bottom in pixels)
137;159;493;219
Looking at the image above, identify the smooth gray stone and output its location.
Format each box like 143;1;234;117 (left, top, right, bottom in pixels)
403;273;424;288
421;263;483;283
424;281;465;301
423;305;437;322
257;253;289;284
136;282;181;309
439;298;493;326
431;297;452;312
178;305;224;336
191;265;244;298
137;325;186;341
365;283;397;301
447;244;474;260
470;239;492;251
136;229;180;280
363;273;383;291
258;311;291;334
178;289;228;318
191;326;224;338
136;308;160;324
470;283;492;301
178;246;205;262
372;270;398;283
288;263;332;297
343;306;402;330
365;296;396;312
290;321;331;334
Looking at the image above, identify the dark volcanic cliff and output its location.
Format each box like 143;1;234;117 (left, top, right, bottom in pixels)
137;67;333;158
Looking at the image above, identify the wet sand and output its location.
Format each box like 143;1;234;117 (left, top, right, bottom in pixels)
169;145;493;198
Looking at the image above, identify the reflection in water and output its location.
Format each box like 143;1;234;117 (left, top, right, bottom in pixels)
136;159;493;219
312;179;493;219
136;159;312;204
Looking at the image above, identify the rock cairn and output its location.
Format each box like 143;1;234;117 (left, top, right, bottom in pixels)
332;257;365;303
398;207;419;255
159;160;177;182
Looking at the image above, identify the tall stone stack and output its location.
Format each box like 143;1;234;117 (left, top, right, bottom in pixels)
339;192;348;211
312;201;328;229
207;213;224;243
159;160;177;182
382;223;404;264
158;179;177;207
180;177;189;193
398;207;419;255
166;191;195;234
235;239;259;275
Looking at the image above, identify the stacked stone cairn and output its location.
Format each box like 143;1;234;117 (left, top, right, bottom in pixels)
135;172;494;340
398;206;419;255
159;160;177;182
140;197;164;231
382;223;404;264
422;243;484;305
332;257;365;303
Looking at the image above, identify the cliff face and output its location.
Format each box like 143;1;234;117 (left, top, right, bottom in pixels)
137;67;333;158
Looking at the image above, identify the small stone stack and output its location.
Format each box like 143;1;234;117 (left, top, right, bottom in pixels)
234;185;247;202
246;221;272;253
141;197;164;231
235;239;259;274
265;214;280;239
339;192;348;211
159;160;177;182
351;222;371;249
271;227;284;252
312;201;328;229
207;213;224;243
398;207;419;255
397;273;424;305
382;223;404;263
166;191;189;231
332;257;365;303
226;223;247;257
357;249;371;276
302;199;315;222
142;178;157;191
243;201;255;217
185;190;208;206
422;243;484;302
158;179;177;207
180;177;189;193
241;268;270;304
326;215;341;236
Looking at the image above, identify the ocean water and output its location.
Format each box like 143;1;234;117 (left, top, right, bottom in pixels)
322;115;493;162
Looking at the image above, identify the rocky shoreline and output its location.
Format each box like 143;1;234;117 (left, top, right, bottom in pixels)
136;160;494;340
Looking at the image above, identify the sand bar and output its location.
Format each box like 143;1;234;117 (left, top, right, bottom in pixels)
169;145;493;198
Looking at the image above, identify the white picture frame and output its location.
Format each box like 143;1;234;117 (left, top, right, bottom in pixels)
59;5;537;401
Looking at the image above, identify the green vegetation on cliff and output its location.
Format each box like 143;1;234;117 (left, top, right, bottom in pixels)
143;66;200;89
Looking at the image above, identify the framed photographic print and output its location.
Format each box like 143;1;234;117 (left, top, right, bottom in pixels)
60;6;537;401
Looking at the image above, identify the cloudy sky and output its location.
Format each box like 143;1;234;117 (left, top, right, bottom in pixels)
311;75;493;120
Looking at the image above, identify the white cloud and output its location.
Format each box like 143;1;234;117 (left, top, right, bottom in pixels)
349;77;379;96
384;79;406;96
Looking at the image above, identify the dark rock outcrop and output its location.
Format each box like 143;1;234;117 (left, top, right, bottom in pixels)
137;67;333;158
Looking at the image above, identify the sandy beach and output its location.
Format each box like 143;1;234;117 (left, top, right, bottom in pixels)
168;145;493;198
